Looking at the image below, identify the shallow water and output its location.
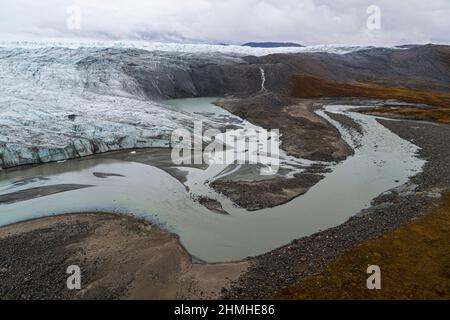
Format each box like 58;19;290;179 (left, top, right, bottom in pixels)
0;99;425;262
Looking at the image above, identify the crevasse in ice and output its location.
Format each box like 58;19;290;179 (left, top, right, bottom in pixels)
0;42;396;169
0;46;230;168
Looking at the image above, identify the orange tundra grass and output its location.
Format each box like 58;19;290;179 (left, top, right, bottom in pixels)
275;193;450;300
288;75;450;124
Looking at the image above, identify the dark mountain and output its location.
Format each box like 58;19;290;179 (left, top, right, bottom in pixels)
247;44;450;93
71;44;449;100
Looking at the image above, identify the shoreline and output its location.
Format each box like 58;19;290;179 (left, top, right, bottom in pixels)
0;212;248;300
1;43;449;300
276;192;450;300
222;116;450;299
1;100;449;299
1;95;347;212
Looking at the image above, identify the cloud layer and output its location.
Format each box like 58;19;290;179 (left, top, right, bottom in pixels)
1;0;449;45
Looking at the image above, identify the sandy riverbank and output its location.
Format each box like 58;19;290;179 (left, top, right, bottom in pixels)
1;98;449;300
222;115;450;299
0;213;247;300
276;192;450;300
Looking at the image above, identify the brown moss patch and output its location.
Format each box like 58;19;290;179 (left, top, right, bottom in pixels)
275;193;450;300
360;107;450;124
288;75;450;124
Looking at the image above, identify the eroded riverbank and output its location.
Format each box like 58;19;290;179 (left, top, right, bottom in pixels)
276;192;450;300
0;113;446;300
0;213;247;300
0;96;442;299
224;117;450;299
1;43;449;300
0;98;424;263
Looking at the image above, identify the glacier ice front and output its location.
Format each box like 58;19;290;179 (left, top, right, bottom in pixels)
0;46;224;169
0;42;402;169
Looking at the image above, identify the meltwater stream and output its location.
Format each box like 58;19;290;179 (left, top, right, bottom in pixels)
0;99;424;262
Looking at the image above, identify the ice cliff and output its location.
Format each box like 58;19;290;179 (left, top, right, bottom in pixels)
0;42;411;169
0;46;239;168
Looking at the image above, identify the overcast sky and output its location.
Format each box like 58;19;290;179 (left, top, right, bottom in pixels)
0;0;449;45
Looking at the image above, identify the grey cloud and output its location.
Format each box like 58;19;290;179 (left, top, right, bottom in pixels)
0;0;449;45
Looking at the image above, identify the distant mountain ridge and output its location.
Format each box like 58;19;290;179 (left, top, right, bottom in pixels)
242;42;303;48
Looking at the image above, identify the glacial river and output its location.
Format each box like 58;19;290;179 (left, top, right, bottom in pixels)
0;98;424;262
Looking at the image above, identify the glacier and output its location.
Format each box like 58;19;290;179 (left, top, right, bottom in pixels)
0;46;236;168
0;40;384;56
0;41;403;169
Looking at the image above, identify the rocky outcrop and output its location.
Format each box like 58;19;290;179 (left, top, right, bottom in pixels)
74;45;450;100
